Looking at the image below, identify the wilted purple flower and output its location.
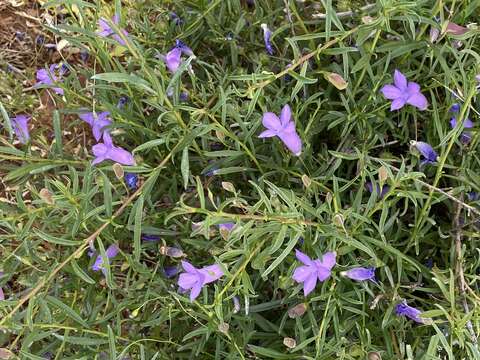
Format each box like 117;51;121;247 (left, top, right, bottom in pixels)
381;70;428;111
79;111;111;142
365;182;389;198
141;234;161;242
92;244;119;273
170;12;183;25
117;96;129;109
429;27;440;43
36;35;45;45
92;136;135;166
232;296;240;313
124;173;138;190
164;266;179;278
292;250;336;296
395;300;426;323
259;104;302;156
260;23;274;55
36;64;65;95
450;117;474;143
97;15;129;45
341;267;376;281
450;103;461;113
80;50;89;63
11;115;30;144
160;246;184;258
161;40;194;73
467;192;480;201
412;141;438;165
445;22;468;35
218;223;235;232
178;261;224;301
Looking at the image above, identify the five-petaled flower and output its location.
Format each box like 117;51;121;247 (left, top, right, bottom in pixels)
260;23;274;55
259;104;302;156
92;244;120;274
79;111;112;142
92;135;135;166
411;141;438;165
292;250;336;296
381;70;428;111
97;15;129;46
36;64;66;95
341;267;376;281
178;261;224;301
395;300;427;324
161;40;194;73
11;115;30;144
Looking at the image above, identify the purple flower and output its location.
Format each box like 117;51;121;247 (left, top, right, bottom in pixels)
92;244;120;273
395;300;426;323
11;115;30;144
80;50;89;63
412;141;438;165
92;136;135;166
450;117;474;143
380;70;428;111
164;266;179;278
36;64;65;95
259;104;302;156
161;40;193;73
365;182;389;198
141;234;161;242
79;111;111;142
124;173;138;190
218;223;235;232
260;23;274;55
178;261;224;301
341;267;376;281
0;286;4;301
292;250;336;296
97;15;129;45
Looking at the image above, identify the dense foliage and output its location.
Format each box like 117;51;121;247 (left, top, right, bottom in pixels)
1;0;480;359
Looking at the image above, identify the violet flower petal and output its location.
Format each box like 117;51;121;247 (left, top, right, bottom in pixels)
11;115;30;144
260;23;274;55
395;300;425;323
92;244;119;272
342;267;376;281
413;141;438;163
165;47;182;72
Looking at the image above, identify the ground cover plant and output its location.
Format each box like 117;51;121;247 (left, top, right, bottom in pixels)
0;0;480;359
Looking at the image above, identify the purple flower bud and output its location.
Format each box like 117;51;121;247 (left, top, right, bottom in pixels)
141;234;161;242
395;300;427;324
160;246;184;258
341;267;376;281
180;92;189;102
450;103;461;113
164;266;179;278
36;35;45;45
411;141;438;165
232;296;240;313
260;24;274;55
170;12;183;25
365;182;389;199
124;173;138;190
